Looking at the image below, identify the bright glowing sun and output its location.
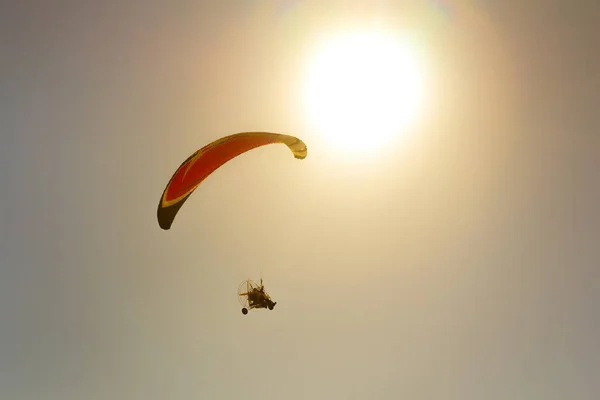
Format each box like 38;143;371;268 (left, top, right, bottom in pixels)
304;30;426;155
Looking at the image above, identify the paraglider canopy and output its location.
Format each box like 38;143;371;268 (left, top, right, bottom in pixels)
157;132;307;230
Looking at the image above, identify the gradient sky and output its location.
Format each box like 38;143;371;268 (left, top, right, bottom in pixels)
1;1;599;399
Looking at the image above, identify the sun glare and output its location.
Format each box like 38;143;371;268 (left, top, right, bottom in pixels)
304;30;426;155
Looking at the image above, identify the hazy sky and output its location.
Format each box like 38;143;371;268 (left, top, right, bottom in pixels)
1;1;599;399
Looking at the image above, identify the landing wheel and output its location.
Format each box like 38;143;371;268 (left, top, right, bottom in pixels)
242;308;248;315
268;304;274;310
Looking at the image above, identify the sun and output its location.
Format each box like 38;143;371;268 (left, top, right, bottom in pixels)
303;29;426;155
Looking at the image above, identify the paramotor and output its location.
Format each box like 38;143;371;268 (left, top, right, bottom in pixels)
238;279;277;315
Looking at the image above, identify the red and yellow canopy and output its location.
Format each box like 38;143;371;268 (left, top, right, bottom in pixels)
157;132;307;230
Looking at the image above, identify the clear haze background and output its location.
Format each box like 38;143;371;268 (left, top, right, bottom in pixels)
1;1;599;399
